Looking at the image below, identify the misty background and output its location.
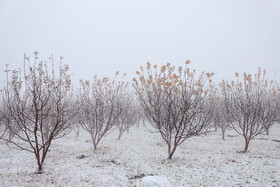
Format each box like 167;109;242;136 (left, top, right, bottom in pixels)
0;0;279;87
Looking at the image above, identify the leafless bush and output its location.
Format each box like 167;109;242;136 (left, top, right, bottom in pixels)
0;100;13;140
116;90;137;140
211;88;233;140
220;68;279;152
78;73;127;150
68;99;83;138
273;82;280;130
0;52;77;172
133;61;214;159
73;122;82;137
135;105;147;128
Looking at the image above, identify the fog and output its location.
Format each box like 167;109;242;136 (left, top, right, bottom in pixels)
0;0;279;86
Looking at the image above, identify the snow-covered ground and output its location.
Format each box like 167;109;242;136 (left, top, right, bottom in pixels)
0;124;279;187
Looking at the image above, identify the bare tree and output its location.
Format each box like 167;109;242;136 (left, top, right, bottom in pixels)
69;99;84;138
265;82;280;135
133;61;214;159
72;122;82;137
211;88;232;140
220;68;279;152
0;99;13;140
0;52;77;172
116;90;137;140
135;105;147;128
78;73;127;150
277;83;280;124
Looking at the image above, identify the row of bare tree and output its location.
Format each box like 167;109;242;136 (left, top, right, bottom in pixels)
77;73;138;150
0;53;279;172
213;69;280;152
134;62;280;158
0;53;138;172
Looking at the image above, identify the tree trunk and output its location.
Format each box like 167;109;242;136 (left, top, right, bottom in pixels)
35;153;43;173
35;162;43;174
117;130;122;140
168;145;176;159
243;138;250;153
126;127;129;133
38;164;43;172
93;139;98;150
76;127;80;137
266;128;269;135
221;127;225;140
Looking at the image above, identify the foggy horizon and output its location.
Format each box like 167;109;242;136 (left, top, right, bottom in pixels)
0;0;279;86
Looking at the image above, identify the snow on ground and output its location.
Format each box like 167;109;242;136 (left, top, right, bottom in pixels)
0;124;280;187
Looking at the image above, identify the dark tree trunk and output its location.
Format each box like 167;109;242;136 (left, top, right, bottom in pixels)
35;152;43;173
93;143;97;150
168;145;176;159
92;138;98;150
243;138;250;153
38;164;43;172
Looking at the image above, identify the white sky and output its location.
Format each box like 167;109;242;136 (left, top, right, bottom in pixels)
0;0;279;86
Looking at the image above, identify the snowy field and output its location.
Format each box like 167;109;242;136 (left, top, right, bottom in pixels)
0;124;279;187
